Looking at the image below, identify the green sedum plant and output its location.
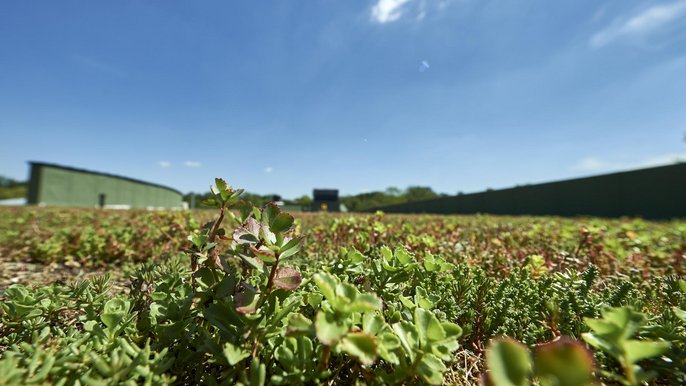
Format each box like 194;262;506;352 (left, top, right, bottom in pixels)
2;178;686;385
485;336;594;386
582;306;671;385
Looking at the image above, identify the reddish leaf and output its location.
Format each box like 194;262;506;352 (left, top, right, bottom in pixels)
233;217;261;245
234;291;258;314
273;267;302;291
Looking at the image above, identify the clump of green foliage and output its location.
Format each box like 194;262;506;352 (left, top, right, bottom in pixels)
1;178;685;385
0;175;26;200
0;179;463;385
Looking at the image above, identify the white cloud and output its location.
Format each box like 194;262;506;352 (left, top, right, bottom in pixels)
573;157;615;172
590;1;686;48
417;0;427;20
573;152;686;172
370;0;452;24
371;0;412;24
637;152;686;167
184;161;201;167
264;166;273;173
158;161;171;168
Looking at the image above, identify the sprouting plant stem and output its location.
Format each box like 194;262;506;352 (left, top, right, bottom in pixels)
265;254;280;293
319;345;331;372
409;352;424;373
251;332;263;358
253;251;281;307
250;252;282;358
208;203;227;243
622;357;637;386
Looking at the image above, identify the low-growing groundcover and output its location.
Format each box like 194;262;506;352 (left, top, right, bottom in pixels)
0;178;685;385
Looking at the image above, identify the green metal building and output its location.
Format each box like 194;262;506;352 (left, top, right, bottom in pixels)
27;162;183;209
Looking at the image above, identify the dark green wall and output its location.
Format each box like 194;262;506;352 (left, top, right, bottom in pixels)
28;163;182;209
372;163;686;219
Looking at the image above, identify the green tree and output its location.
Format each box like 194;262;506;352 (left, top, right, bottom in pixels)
293;195;312;206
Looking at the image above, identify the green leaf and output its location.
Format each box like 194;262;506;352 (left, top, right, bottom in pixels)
313;273;338;303
188;233;208;249
415;286;440;310
362;312;386;335
204;302;242;337
235;200;254;222
672;306;686;322
275;345;295;368
83;320;98;332
201;197;219;207
195;267;216;289
348;249;366;264
441;322;463;340
271;213;295;234
343;293;382;314
233;217;261;245
286;313;313;336
214;178;236;202
416;353;447;385
234;290;259;315
279;237;303;259
380;246;393;262
239;253;264;271
392;321;419;361
260;226;277;245
423;253;439;272
223;342;250;365
249;357;266;386
315;311;349;345
598;307;645;338
261;203;279;226
273;267;303;291
623;340;670;364
101;298;130;330
250;245;277;263
378;332;402;364
339;332;379;366
399;295;416;310
215;178;228;194
394;247;413;264
486;338;532;386
415;308;446;345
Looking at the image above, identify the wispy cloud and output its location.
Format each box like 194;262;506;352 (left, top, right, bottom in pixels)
371;0;412;24
637;152;686;167
572;157;616;172
264;166;273;173
184;161;201;167
590;1;686;48
370;0;452;24
71;54;127;77
572;152;686;172
158;161;171;168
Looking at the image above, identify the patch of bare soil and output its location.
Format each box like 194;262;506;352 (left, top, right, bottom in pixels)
0;254;129;296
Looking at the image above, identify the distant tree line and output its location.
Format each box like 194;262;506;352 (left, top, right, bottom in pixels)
340;186;446;212
0;176;27;199
0;176;24;188
183;185;443;212
182;191;313;209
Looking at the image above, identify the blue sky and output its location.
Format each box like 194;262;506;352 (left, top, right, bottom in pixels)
1;0;685;198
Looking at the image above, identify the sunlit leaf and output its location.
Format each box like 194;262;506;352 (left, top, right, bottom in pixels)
486;338;532;386
339;332;378;366
273;267;302;291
